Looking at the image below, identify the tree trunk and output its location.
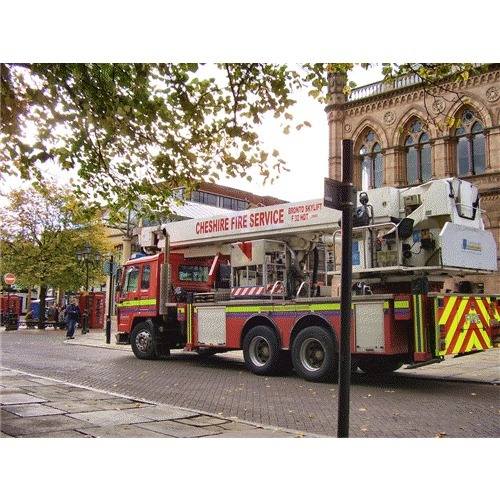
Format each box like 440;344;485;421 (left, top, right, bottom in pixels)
38;284;47;329
26;287;32;314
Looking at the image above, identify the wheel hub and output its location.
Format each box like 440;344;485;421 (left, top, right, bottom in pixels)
300;338;326;371
249;336;271;367
136;330;152;353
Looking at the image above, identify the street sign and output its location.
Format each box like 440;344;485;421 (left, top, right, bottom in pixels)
3;273;16;285
324;177;356;210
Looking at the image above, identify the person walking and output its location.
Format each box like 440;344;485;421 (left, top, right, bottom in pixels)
65;298;80;339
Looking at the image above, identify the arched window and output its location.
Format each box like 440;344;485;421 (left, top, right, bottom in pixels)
358;130;383;190
404;120;432;185
455;109;486;176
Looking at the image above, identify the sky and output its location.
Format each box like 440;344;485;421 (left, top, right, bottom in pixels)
223;65;384;202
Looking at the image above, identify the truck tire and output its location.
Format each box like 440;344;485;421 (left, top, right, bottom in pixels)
131;320;158;360
357;356;403;374
243;325;282;376
292;326;337;382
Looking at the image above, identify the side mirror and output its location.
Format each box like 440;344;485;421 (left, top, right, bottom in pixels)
397;218;414;239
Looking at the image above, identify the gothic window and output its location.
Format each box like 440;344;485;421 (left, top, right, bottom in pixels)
404;119;432;185
455;109;486;176
358;130;383;190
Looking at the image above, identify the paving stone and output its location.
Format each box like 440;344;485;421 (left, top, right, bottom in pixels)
24;387;106;402
1;388;30;395
91;398;154;411
1;431;13;437
0;371;24;378
137;420;223;437
22;387;70;399
19;430;93;438
44;399;110;413
58;389;117;401
3;404;65;417
0;392;47;405
204;428;297;438
175;415;230;427
25;378;63;386
68;409;155;426
1;409;22;421
125;405;197;421
218;421;260;432
0;414;93;436
0;377;40;388
80;425;168;438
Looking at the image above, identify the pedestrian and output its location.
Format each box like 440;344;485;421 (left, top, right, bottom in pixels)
58;305;66;329
47;304;55;322
65;298;80;339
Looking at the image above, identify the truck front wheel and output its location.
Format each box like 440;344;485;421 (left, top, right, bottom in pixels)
131;321;158;360
292;326;337;382
243;325;282;376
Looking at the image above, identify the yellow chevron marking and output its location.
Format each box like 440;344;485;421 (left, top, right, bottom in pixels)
452;327;468;354
445;299;468;347
439;296;457;326
481;329;492;349
464;329;475;352
476;299;490;325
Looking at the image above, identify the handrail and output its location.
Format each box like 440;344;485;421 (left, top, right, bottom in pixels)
269;280;285;301
296;280;310;298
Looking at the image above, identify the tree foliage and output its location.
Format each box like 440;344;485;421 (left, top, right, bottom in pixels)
0;63;485;215
0;184;110;293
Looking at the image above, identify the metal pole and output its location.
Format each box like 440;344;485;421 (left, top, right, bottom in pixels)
82;260;89;334
337;139;354;438
105;255;114;344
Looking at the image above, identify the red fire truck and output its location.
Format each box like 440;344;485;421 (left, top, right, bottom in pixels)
116;178;499;382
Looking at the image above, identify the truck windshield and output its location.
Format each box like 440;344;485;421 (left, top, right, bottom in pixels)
125;266;140;292
178;265;208;282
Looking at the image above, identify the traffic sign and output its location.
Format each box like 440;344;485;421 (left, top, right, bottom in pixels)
3;273;16;285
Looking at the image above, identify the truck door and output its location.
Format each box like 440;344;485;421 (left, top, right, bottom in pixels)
137;263;155;315
117;264;141;332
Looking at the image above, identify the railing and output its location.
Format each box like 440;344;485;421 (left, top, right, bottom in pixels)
348;74;422;102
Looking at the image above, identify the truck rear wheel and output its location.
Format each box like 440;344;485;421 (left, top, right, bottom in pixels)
131;321;158;360
292;326;337;382
357;356;403;374
243;325;282;376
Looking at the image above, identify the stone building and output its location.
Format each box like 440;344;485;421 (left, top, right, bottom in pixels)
325;64;500;293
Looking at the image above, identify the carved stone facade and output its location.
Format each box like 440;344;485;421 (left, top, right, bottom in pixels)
325;65;500;293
